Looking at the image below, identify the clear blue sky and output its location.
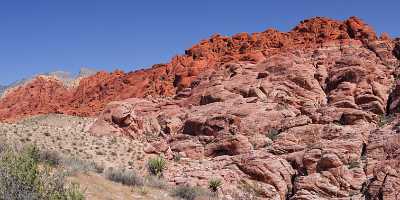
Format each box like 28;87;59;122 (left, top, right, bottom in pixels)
0;0;399;85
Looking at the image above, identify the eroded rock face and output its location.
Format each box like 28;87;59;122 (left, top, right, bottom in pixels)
3;17;400;199
0;16;388;122
88;21;399;198
365;119;400;200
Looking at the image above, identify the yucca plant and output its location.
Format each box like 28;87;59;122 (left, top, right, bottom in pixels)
147;156;167;177
208;178;222;192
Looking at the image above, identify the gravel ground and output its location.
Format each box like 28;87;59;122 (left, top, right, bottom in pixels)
0;114;148;172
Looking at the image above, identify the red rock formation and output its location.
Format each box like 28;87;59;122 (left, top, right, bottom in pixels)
87;21;399;198
0;16;382;122
1;16;397;199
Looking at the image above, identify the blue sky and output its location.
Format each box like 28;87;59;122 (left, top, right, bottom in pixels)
0;0;399;85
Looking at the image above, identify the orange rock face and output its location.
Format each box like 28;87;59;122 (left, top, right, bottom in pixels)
0;16;382;121
86;17;400;199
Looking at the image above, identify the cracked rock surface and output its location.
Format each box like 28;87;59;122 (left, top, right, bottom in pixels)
88;25;400;199
1;17;400;199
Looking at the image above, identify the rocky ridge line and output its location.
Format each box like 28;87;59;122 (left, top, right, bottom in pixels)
0;16;387;121
0;67;97;99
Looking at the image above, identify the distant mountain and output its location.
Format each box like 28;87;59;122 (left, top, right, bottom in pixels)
43;67;98;84
0;67;98;97
77;67;98;78
0;85;6;95
41;68;96;87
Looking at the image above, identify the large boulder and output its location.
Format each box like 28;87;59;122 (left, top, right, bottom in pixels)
236;150;296;199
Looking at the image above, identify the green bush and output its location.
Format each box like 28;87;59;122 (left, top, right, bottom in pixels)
147;156;166;177
266;129;280;141
104;167;143;186
0;145;41;199
378;114;395;127
0;144;85;200
39;168;85;200
208;178;222;192
65;183;85;200
348;160;361;169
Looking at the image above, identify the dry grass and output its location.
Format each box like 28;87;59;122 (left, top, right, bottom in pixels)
69;173;176;200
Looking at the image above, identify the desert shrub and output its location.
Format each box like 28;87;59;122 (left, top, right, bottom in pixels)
65;183;86;200
39;149;62;166
0;145;41;199
144;176;168;189
40;150;101;175
92;162;105;174
173;152;181;162
0;141;8;153
62;156;95;175
137;186;149;195
208;178;222;192
104;167;143;186
348;160;361;169
39;168;85;200
378;114;395;127
171;185;199;200
110;137;117;145
0;144;85;200
147;156;166;177
276;103;288;111
266;129;280;141
333;121;343;126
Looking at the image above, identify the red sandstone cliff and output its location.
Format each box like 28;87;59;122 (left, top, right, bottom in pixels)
0;17;388;121
85;17;400;199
